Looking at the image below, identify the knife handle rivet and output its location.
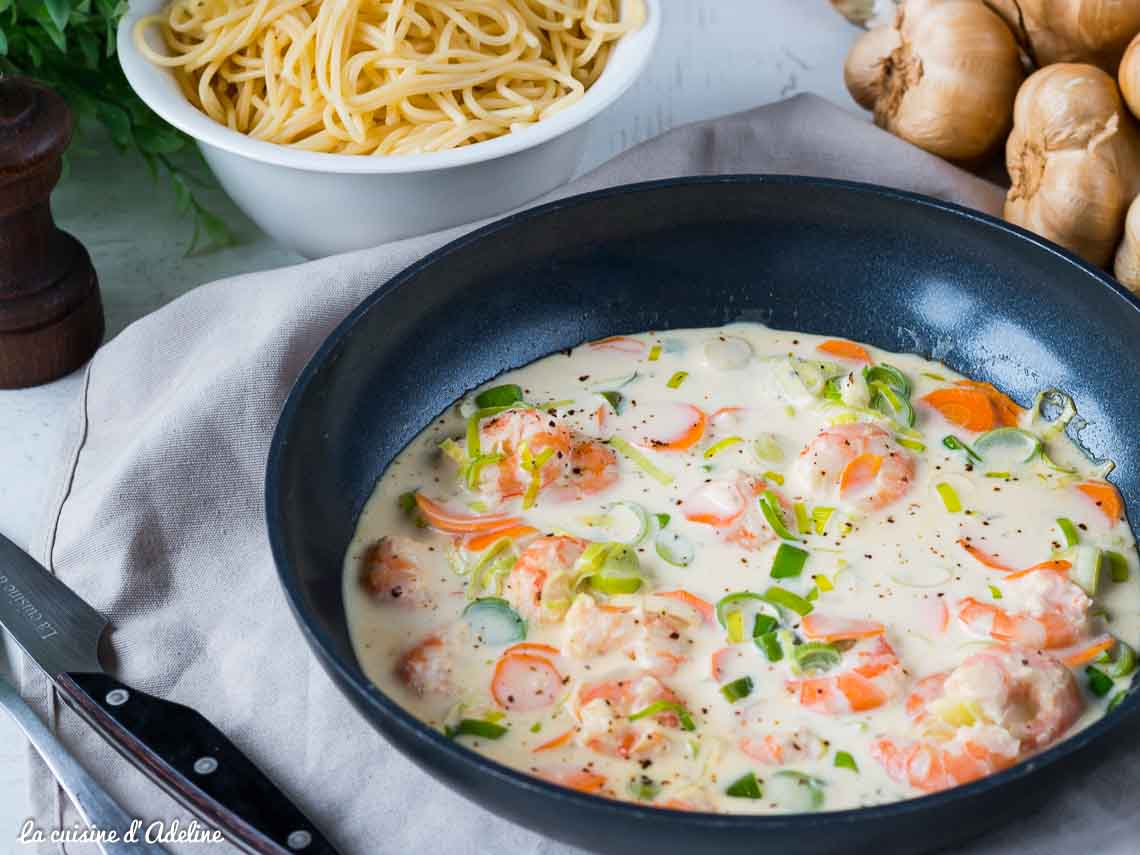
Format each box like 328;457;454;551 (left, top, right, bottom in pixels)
286;830;312;850
105;689;129;707
193;756;218;775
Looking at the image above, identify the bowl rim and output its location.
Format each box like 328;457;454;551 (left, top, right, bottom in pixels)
266;174;1140;833
116;0;660;175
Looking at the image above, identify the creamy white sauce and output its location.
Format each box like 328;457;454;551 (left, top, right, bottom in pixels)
344;324;1139;813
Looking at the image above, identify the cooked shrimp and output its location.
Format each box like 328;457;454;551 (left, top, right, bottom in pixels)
786;636;906;715
572;672;685;758
569;440;619;494
739;723;825;766
793;422;917;511
562;593;695;677
872;647;1082;792
957;568;1090;649
474;409;573;502
682;473;783;550
504;535;586;624
396;634;453;696
361;535;436;607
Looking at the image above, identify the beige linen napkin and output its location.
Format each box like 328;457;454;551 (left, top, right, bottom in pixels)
25;94;1136;855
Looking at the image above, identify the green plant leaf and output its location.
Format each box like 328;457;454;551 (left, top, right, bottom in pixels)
135;123;185;155
0;28;8;56
95;99;132;147
43;0;70;31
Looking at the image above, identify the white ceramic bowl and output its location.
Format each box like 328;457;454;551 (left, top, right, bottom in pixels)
118;0;659;258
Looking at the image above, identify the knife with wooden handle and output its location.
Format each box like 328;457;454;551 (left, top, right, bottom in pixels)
0;532;340;855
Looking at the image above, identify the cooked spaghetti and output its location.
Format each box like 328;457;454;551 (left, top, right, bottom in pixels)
136;0;643;155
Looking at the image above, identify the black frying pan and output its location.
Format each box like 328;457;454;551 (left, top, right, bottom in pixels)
265;176;1140;855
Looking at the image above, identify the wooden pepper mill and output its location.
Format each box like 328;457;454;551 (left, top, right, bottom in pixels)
0;76;103;389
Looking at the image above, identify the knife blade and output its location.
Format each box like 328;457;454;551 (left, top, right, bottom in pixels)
0;532;340;855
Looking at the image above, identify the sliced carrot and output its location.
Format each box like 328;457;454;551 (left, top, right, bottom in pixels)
589;335;646;355
491;651;562;711
414;494;520;534
594;404;607;431
1077;480;1124;524
839;453;883;497
644;404;707;452
817;339;872;363
801;614;886;643
465;524;539;552
560;770;607;794
1062;635;1117;668
533;728;576;753
921;387;998;432
958;538;1014;572
954;380;1022;427
655;589;715;624
1005;559;1072;580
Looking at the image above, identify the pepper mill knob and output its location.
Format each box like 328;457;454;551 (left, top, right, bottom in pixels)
0;77;103;389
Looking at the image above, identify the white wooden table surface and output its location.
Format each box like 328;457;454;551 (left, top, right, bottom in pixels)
0;2;858;849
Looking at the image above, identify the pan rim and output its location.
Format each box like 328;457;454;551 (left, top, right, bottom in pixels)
265;174;1140;833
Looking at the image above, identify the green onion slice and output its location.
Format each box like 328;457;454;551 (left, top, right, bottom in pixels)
720;676;754;703
756;631;783;661
973;427;1042;465
704;436;744;459
762;585;814;617
753;433;785;463
869;381;916;428
648;344;662;362
629;700;696;731
793;502;811;534
834;751;858;772
936;482;962;513
654;513;671;529
1108;639;1136;679
666;371;688;389
942;435;982;462
628;776;660;801
462;598;527;645
771;542;810;579
715;592;774;630
794;641;841;673
1106;550;1130;583
759;492;799;542
573;542;643;594
607;436;674;485
445;718;509;740
897;437;926;452
864;364;910;397
655;530;695;567
1056;517;1079;548
811;506;835;536
1071;545;1102;596
397;491;418;513
474;384;524;409
1086;666;1114;698
764;470;786;486
772;771;826;810
725;772;763;799
752;613;778;637
987;584;1003;600
598;390;624;414
1108;690;1127;712
604;501;650;546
